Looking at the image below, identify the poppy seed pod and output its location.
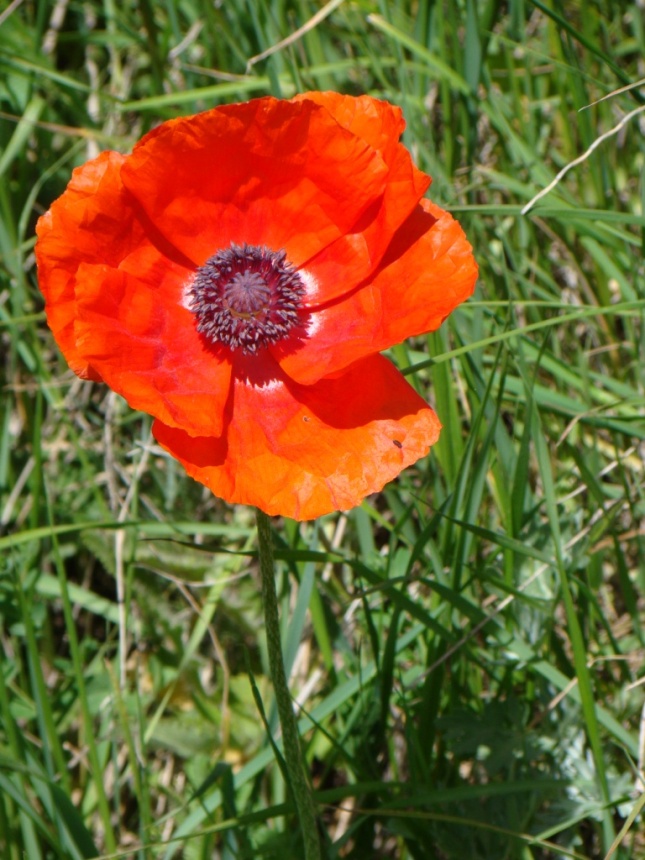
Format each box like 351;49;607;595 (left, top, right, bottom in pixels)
35;92;478;520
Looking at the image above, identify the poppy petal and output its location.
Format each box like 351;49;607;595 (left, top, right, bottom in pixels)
294;92;431;305
276;200;478;384
152;353;441;521
72;261;233;437
295;91;407;153
35;150;139;379
120;97;392;274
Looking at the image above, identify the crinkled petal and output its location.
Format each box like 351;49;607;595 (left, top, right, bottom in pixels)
73;260;232;436
152;353;441;520
294;92;431;304
120;97;392;274
35;151;139;379
120;94;429;306
35;150;232;435
276;200;478;384
295;91;406;154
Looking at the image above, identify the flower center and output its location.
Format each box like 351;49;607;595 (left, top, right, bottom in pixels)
189;243;305;354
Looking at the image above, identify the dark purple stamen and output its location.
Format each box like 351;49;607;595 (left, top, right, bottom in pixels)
189;243;305;354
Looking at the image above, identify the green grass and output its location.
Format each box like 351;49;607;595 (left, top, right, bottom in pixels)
1;0;644;858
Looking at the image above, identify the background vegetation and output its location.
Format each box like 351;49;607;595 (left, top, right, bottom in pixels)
1;0;644;857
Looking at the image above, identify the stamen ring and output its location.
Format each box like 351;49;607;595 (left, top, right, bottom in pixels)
189;243;305;354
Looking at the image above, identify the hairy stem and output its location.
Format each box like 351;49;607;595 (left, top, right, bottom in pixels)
255;509;322;860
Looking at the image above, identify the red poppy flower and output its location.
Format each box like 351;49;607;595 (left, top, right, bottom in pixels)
35;92;477;520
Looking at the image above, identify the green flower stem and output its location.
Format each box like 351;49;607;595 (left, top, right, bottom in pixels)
255;509;322;860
